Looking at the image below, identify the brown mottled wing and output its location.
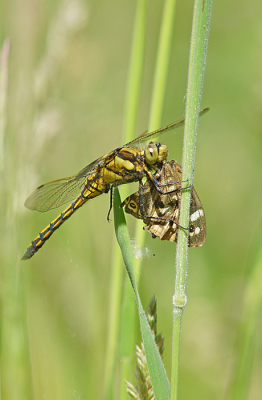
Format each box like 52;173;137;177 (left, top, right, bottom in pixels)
120;160;181;241
187;188;206;246
143;160;182;242
121;160;206;247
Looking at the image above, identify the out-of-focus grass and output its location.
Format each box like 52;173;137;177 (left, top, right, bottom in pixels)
1;0;262;399
104;0;147;397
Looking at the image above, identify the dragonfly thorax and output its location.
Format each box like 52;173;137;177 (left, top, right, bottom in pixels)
145;142;168;166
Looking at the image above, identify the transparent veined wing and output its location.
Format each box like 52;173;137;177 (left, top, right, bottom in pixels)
25;108;209;212
126;108;209;150
25;154;106;212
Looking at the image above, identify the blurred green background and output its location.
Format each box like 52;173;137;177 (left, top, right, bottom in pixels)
1;0;262;399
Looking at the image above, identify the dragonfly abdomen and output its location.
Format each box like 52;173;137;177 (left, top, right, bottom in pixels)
22;176;108;259
21;194;87;260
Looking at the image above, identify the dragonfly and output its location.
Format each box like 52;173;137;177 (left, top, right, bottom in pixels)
120;160;206;246
22;108;209;260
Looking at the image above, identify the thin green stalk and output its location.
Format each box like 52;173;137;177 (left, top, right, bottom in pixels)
109;0;178;396
171;1;212;399
118;274;137;400
104;1;147;398
114;188;170;400
119;0;178;397
134;0;178;279
123;0;147;145
149;0;177;131
103;245;125;399
115;1;178;398
118;1;148;398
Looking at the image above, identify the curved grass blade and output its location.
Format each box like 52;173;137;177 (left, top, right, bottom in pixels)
113;187;170;400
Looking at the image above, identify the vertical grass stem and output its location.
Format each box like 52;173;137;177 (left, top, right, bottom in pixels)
171;1;212;399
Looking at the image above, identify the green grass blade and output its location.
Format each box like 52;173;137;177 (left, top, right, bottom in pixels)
123;0;147;144
104;1;147;398
116;0;178;397
114;187;170;400
149;0;177;131
133;0;178;279
171;1;212;399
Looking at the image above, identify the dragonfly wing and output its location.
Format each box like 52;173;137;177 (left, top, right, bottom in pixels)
126;108;209;150
73;154;105;180
25;153;108;212
24;174;88;212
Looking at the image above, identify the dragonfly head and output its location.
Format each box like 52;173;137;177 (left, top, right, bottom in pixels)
145;142;168;166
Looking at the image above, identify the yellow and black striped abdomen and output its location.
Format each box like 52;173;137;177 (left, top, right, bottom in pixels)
21;194;87;260
21;178;108;260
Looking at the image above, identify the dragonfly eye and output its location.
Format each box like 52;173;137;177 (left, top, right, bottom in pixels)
157;144;168;162
145;143;159;165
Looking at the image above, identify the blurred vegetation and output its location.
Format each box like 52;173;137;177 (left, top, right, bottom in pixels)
1;0;262;399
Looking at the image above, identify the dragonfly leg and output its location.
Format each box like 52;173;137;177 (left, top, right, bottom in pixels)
150;172;192;195
156;183;192;195
107;188;113;222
